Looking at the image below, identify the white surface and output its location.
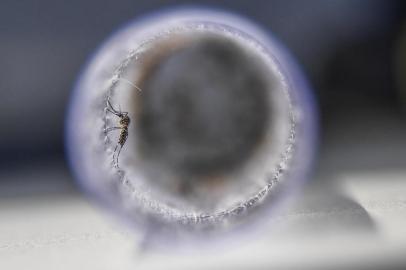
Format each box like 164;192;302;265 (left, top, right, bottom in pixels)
1;169;406;270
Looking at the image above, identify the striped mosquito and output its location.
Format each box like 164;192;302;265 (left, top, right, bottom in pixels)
105;99;130;168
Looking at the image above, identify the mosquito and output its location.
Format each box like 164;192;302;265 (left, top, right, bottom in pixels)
105;99;130;168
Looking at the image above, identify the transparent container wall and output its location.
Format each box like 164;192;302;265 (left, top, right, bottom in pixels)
66;9;317;247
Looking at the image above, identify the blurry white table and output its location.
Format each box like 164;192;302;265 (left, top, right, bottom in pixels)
1;164;405;270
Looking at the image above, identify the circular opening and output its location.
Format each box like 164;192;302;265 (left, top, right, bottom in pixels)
66;10;315;237
106;27;293;217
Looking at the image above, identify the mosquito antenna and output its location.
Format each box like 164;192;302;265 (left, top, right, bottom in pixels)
120;77;142;91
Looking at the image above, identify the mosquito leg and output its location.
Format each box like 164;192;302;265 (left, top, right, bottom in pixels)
106;108;120;116
115;144;123;168
106;99;120;114
104;127;121;133
113;144;119;168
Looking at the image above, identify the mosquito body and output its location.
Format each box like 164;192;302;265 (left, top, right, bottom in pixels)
105;99;131;167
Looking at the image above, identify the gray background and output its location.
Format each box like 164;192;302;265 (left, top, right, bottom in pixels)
1;1;406;269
